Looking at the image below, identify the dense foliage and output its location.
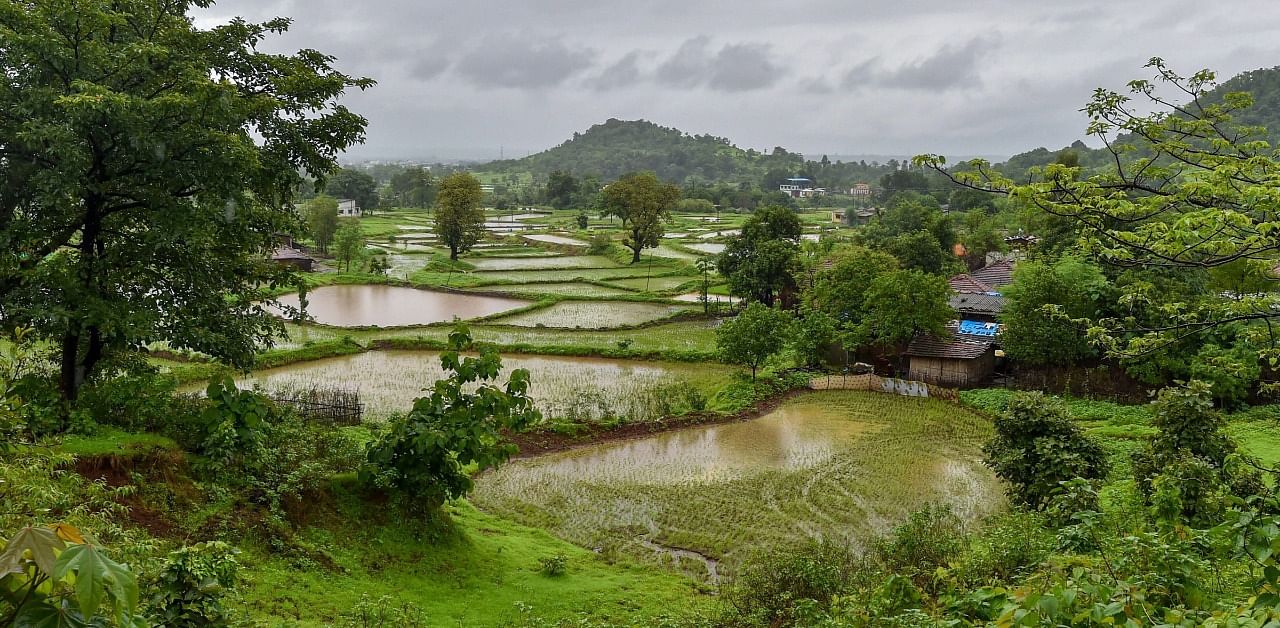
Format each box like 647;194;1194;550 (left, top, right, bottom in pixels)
0;0;371;402
982;392;1109;509
361;326;541;509
601;172;681;263
434;172;486;260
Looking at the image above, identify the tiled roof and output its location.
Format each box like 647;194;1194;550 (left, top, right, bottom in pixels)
906;327;995;360
271;246;312;261
948;274;994;293
950;292;1005;315
971;259;1016;289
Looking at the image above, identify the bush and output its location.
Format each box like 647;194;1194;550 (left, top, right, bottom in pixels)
147;541;239;626
720;540;861;627
248;414;365;519
955;511;1053;586
587;232;612;255
874;504;965;592
197;377;272;471
982;392;1109;509
339;594;430;628
539;554;568;576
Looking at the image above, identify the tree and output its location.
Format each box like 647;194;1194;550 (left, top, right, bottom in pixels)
805;246;900;325
325;168;379;213
360;325;540;510
304;196;340;254
333;221;365;273
859;270;952;355
983;393;1109;510
389;166;436;208
694;258;715;314
716;303;793;381
0;1;372;401
545;170;579;209
1000;257;1110;367
435;172;486;260
602;172;681;263
917;59;1280;375
790;307;840;369
718;206;801;306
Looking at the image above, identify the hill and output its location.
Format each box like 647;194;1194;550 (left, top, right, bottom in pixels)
478;118;800;184
992;65;1280;175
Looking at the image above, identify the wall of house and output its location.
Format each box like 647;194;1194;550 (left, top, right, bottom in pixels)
908;352;995;387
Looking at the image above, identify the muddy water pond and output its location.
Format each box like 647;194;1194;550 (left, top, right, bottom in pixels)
230;350;731;419
273;285;530;327
473;391;1002;578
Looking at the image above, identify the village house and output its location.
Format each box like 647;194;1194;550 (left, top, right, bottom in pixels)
904;258;1018;386
850;183;872;196
830;209;846;223
779;177;826;198
336;198;360;217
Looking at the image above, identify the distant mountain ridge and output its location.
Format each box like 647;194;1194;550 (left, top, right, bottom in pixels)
995;65;1280;174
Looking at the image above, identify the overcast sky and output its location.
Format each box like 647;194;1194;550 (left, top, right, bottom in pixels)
198;1;1280;163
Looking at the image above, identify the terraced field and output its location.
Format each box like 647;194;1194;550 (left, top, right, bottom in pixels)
468;282;638;298
467;255;619;271
474;391;1003;577
491;301;691;328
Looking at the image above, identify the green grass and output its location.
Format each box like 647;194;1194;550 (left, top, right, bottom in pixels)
56;429;179;458
239;495;706;627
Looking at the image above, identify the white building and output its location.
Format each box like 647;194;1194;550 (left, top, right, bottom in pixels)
336;198;360;217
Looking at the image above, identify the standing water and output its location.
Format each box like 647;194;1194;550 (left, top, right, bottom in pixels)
272;285;530;327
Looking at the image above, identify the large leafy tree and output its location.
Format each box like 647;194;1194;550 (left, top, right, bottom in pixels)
716;302;793;381
858;269;952;352
303;196;340;254
388;166;436;208
917;59;1280;379
602;171;681;263
718;205;802;306
1001;257;1111;367
805;245;900;326
544;169;579;209
0;0;372;401
333;220;365;273
434;172;486;260
324;167;378;213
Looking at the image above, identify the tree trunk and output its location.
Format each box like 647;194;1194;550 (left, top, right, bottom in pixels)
59;331;81;402
631;246;641;264
451;246;459;261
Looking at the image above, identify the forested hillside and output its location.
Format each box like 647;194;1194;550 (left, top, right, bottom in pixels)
478;118;894;189
992;65;1280;175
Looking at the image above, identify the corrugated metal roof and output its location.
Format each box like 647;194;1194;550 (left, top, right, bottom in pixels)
950;292;1005;315
971;259;1016;288
905;326;995;359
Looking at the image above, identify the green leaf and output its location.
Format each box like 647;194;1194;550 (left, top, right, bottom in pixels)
13;600;90;628
52;544;138;621
0;526;66;576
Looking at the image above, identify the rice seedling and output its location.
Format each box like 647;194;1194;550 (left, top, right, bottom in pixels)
490;301;691;329
468;282;638;298
473;391;1003;572
467;255;621;271
605;276;698;292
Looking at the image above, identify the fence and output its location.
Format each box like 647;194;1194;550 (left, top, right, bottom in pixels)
268;386;363;425
808;373;959;401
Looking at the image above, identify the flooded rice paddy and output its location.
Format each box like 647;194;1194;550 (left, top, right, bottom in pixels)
467;255;619;271
226;350;728;419
491;301;690;328
474;391;1003;577
683;243;726;254
523;234;590;246
468;282;638;298
273;285;530;327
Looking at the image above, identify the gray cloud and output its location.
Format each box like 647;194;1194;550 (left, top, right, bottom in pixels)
655;37;780;91
195;1;1280;161
453;36;595;89
585;51;644;91
843;37;998;90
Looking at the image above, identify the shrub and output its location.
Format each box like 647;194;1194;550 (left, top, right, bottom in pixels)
76;370;178;433
874;504;965;592
1132;381;1266;524
586;232;612;255
720;540;861;627
248;414;365;519
955;511;1053;586
539;554;568;576
360;325;541;510
982;392;1109;509
197;377;272;471
147;541;239;626
339;594;431;628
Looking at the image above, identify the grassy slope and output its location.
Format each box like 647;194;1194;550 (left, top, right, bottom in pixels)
241;491;705;626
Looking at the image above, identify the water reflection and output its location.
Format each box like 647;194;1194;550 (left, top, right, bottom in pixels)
522;404;879;485
272;285;529;327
